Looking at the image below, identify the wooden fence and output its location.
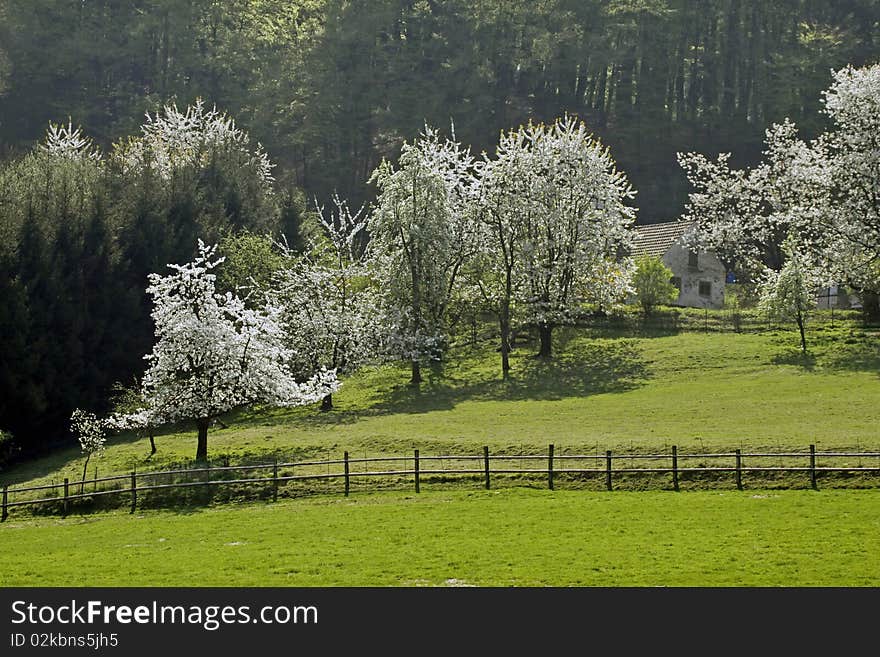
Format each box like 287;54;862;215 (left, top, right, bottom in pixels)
579;307;866;335
2;444;879;522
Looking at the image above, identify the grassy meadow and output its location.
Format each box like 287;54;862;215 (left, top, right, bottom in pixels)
2;488;878;587
1;310;878;586
4;312;879;488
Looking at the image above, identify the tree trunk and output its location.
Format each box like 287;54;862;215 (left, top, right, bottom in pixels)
321;393;333;412
862;291;880;324
195;418;209;462
148;428;156;457
796;312;807;355
499;305;511;379
409;251;423;387
80;454;91;495
411;360;422;385
538;324;553;359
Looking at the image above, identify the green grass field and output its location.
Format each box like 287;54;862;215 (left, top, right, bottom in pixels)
2;488;878;586
1;313;878;586
5;315;879;488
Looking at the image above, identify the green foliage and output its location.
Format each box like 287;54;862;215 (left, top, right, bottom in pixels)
0;428;18;468
724;283;759;309
0;103;293;444
0;0;878;456
1;1;876;220
277;181;313;254
758;247;822;354
632;255;678;315
216;231;286;298
0;140;134;440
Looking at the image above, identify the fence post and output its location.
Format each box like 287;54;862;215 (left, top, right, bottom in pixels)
672;445;679;491
130;472;137;514
483;446;490;490
343;452;350;497
414;449;420;494
273;459;279;502
605;451;612;491
548;444;554;490
735;449;743;490
809;444;817;490
63;478;69;517
1;485;7;522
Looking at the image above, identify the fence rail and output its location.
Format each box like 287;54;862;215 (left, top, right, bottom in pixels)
2;444;879;522
577;307;868;335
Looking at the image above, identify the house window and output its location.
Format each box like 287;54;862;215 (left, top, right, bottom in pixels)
670;276;682;291
688;251;699;269
699;281;712;297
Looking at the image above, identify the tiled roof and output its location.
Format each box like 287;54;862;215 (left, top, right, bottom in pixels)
630;220;695;258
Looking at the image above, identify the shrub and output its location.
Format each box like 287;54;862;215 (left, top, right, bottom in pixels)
632;255;678;315
0;429;20;469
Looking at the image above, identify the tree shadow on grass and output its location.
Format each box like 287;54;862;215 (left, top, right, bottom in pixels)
769;330;880;374
361;338;650;415
819;337;880;374
505;339;650;401
0;427;160;486
770;349;817;371
212;337;650;434
579;319;682;340
230;405;365;430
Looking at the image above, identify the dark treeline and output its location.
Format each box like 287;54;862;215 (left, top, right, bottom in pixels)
2;1;878;217
0;0;878;455
0;106;300;458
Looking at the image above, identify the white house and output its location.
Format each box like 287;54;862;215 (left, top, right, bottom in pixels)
630;220;727;309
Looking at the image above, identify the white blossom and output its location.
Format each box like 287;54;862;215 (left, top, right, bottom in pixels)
813;63;880;290
70;408;106;457
273;197;380;407
679;62;880;295
366;125;480;381
118;241;338;460
579;257;636;312
42;121;102;162
70;408;106;489
477;116;636;359
758;239;827;353
112;98;274;185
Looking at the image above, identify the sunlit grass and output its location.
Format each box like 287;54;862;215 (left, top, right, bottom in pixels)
3;317;878;492
2;314;877;586
1;488;877;587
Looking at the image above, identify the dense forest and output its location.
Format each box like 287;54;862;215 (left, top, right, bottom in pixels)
2;1;878;216
0;0;878;457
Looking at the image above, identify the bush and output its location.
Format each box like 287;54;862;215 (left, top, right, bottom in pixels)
632;255;678;315
0;429;20;469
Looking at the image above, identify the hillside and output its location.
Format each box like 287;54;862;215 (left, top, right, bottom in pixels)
4;312;878;491
2;313;879;587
